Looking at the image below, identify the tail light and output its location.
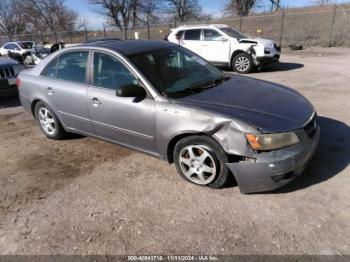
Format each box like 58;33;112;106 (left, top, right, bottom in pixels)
16;78;20;89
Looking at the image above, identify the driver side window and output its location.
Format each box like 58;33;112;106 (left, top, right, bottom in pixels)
93;52;138;91
5;44;16;50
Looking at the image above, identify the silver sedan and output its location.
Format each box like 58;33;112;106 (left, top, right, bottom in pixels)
17;40;319;193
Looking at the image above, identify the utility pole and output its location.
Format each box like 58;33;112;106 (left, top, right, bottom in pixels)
328;4;337;47
239;15;243;31
279;9;285;46
103;23;107;38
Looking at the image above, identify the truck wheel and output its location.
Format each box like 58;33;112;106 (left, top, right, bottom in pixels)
232;53;253;74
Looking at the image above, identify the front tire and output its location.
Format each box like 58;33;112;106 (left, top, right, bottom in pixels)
35;102;67;140
232;53;253;74
173;136;230;189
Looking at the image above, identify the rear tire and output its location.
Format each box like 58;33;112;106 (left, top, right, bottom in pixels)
173;135;230;189
34;101;67;140
232;53;253;74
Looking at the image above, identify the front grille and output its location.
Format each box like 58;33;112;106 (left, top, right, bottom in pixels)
304;114;318;138
0;66;15;79
274;44;281;52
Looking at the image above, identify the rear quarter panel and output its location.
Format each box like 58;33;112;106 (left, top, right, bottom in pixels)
18;69;51;117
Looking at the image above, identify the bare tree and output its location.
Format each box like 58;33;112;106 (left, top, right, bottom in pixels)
224;0;257;16
0;0;25;41
267;0;281;11
313;0;333;6
23;0;78;37
162;0;204;22
138;0;160;38
131;0;141;27
90;0;138;39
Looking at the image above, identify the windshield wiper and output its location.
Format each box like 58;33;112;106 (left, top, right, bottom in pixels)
195;75;230;89
164;75;231;96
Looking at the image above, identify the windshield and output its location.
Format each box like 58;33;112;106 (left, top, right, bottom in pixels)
18;42;33;49
129;47;224;97
219;27;248;39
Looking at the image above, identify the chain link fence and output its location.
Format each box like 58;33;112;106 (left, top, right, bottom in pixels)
1;7;349;47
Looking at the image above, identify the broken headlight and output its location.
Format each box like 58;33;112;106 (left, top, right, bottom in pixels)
245;132;300;151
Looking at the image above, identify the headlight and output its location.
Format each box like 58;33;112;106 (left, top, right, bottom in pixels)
246;132;300;151
13;64;25;75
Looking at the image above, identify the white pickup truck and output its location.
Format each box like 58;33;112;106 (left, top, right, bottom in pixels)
166;24;281;74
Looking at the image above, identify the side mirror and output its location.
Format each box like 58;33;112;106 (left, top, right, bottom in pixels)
218;37;228;42
116;84;146;98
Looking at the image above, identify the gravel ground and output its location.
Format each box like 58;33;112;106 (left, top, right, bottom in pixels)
0;47;349;256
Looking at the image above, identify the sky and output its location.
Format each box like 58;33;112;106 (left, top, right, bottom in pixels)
66;0;348;29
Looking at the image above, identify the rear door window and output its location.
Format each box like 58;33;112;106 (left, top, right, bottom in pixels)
45;57;58;78
56;51;88;84
184;29;201;41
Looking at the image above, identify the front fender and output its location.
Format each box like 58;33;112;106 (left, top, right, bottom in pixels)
156;101;257;160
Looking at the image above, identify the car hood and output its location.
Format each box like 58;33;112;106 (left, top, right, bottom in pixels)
169;76;315;133
238;38;276;48
0;57;19;66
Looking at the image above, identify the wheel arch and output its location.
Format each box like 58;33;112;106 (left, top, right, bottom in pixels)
167;132;209;164
229;50;246;68
31;99;41;118
229;48;256;68
166;132;231;164
30;99;63;125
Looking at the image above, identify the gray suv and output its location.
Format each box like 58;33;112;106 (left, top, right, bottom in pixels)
0;57;25;96
18;40;319;193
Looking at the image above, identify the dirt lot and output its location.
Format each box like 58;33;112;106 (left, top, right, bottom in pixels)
0;47;349;256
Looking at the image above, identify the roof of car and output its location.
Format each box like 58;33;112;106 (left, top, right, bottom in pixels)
175;24;229;30
82;40;177;56
1;41;33;46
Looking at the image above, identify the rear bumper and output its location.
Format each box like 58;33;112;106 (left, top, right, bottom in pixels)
227;127;320;193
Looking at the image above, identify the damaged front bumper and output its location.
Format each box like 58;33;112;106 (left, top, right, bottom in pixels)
227;127;320;194
255;54;280;65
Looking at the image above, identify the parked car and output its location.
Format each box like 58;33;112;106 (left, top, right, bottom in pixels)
166;24;281;74
0;57;25;96
84;38;122;43
0;41;50;65
17;40;319;193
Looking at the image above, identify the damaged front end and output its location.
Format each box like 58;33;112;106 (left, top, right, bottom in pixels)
220;125;320;194
161;82;318;193
236;39;280;67
195;113;320;194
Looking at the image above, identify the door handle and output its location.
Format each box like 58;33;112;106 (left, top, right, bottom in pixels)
46;87;55;94
202;44;209;47
89;97;101;106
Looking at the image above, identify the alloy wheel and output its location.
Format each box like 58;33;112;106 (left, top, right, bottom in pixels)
178;145;217;185
38;107;56;136
235;56;250;72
